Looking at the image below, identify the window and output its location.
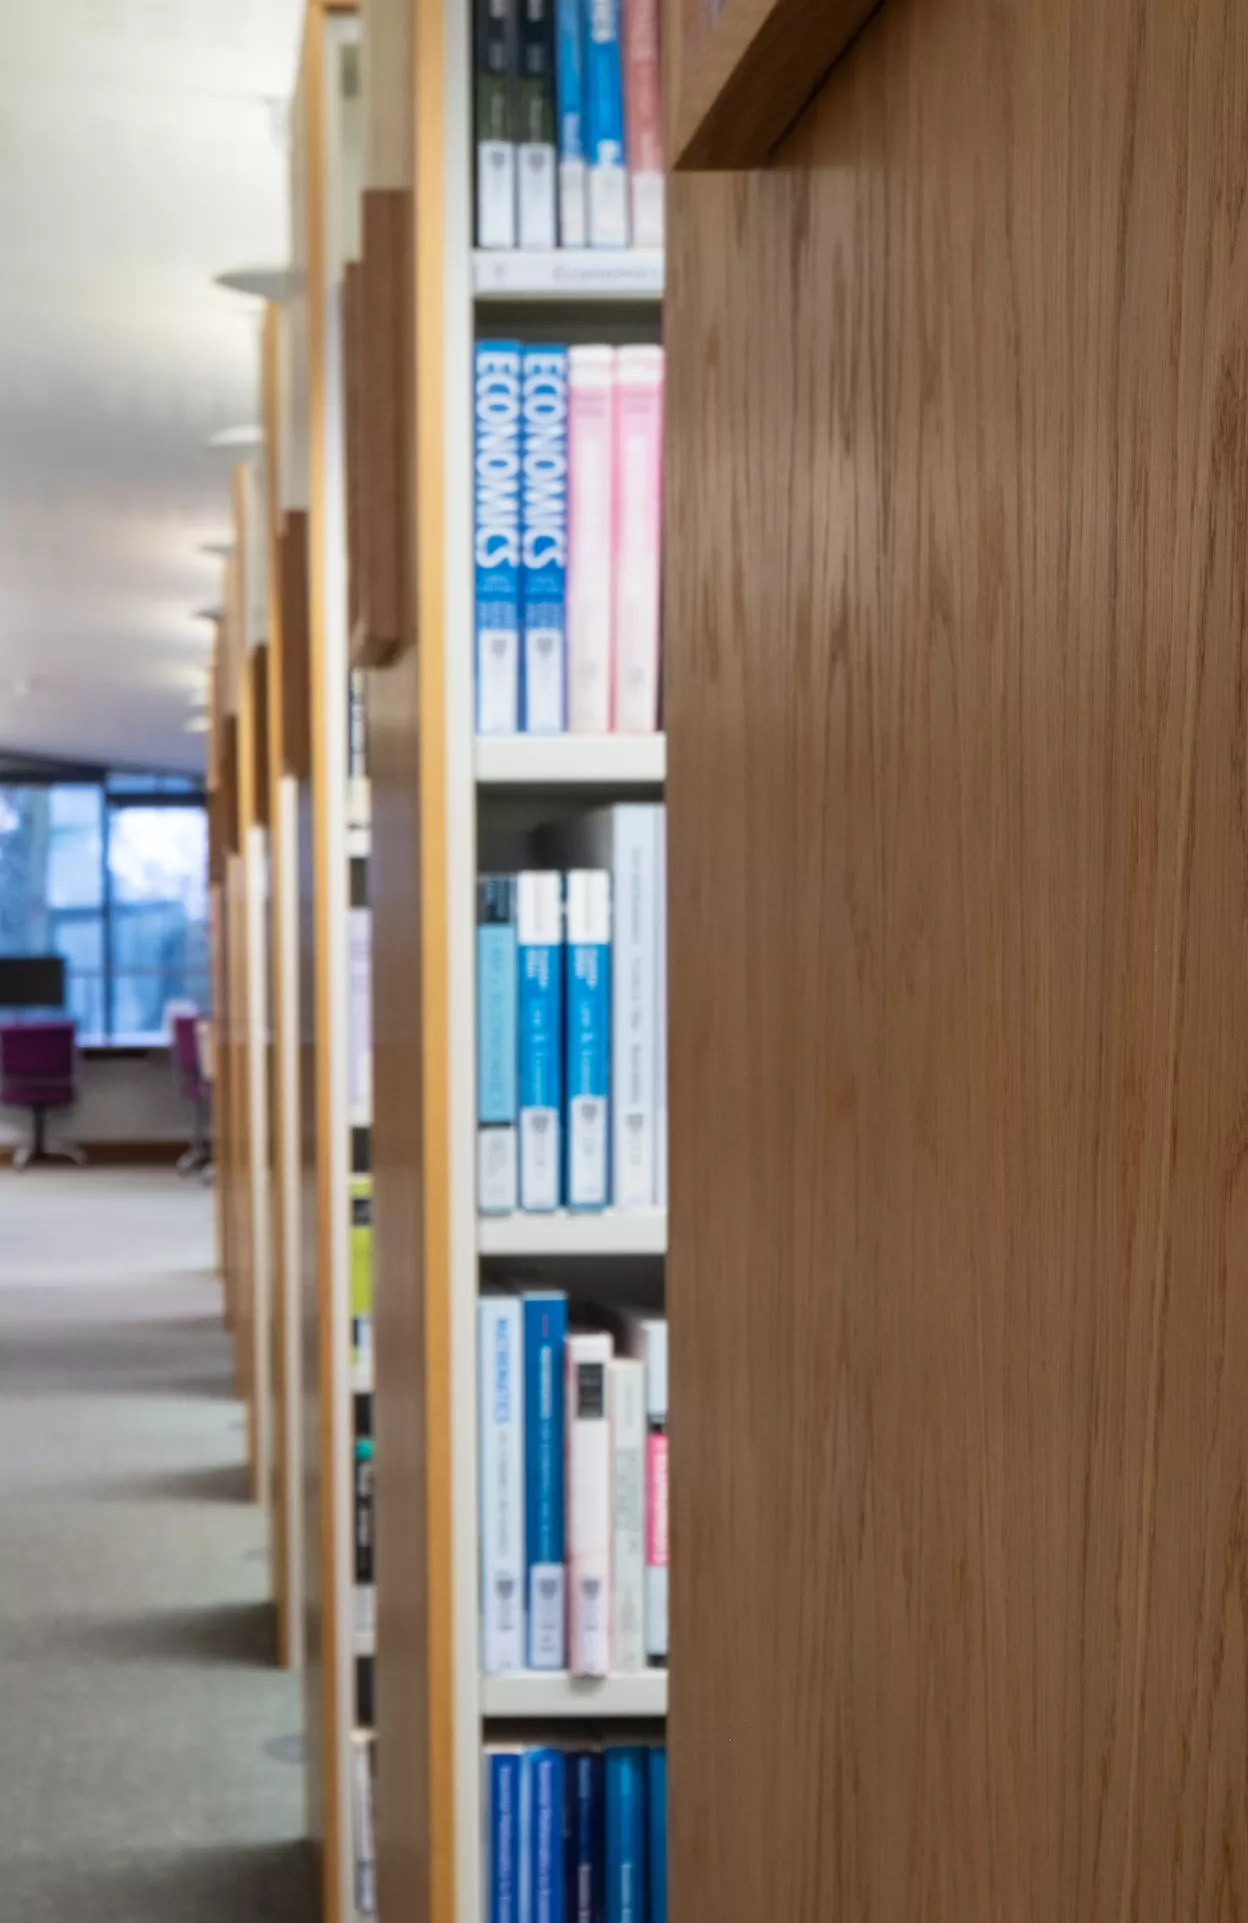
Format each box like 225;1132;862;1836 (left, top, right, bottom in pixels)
0;773;209;1043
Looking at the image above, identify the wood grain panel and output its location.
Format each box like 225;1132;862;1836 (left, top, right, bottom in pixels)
666;0;1248;1915
343;259;364;641
351;187;409;667
280;512;313;780
250;647;271;830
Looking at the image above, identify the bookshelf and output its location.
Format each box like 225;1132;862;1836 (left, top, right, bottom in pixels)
480;1671;668;1719
474;732;666;789
476;1210;668;1259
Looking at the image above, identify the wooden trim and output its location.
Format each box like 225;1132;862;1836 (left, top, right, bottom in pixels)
0;1139;192;1167
280;513;313;779
352;188;411;668
668;0;878;169
251;648;272;829
343;259;365;642
219;717;241;855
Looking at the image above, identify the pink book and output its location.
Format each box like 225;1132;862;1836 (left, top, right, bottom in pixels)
567;346;617;734
612;346;664;734
623;0;665;249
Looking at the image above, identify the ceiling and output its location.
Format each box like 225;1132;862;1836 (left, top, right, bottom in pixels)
0;0;302;776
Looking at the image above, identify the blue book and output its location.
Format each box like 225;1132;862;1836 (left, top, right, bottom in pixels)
527;1750;566;1923
555;0;586;246
478;877;519;1213
605;1747;645;1923
523;1291;567;1666
487;1751;523;1923
567;1751;605;1923
646;1750;666;1923
564;871;610;1209
517;872;563;1211
521;347;569;736
475;342;522;735
582;0;627;246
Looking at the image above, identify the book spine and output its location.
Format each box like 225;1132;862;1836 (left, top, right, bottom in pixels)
647;1748;667;1923
622;0;664;247
653;811;667;1208
611;807;658;1208
567;347;616;734
350;1180;373;1330
604;1748;644;1923
611;347;664;734
479;1299;526;1672
527;1750;565;1923
478;877;519;1213
348;903;373;1115
354;1436;375;1586
566;1332;613;1675
476;0;518;247
524;1292;568;1667
476;343;523;734
521;346;569;734
555;0;587;245
569;1751;605;1923
643;1319;668;1665
518;872;564;1210
351;1735;377;1917
517;0;558;247
565;870;611;1208
487;1751;523;1923
582;0;628;246
348;668;369;777
608;1358;645;1671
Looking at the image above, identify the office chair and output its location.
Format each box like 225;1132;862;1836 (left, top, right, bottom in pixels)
0;1020;87;1169
172;1013;212;1175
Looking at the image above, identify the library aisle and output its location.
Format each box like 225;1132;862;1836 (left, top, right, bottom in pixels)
0;1169;313;1923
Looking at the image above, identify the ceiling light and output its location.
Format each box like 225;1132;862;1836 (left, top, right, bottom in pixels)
193;607;224;624
204;425;263;451
185;715;211;734
215;265;299;302
199;540;235;559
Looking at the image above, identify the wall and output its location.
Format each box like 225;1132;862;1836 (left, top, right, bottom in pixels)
667;0;1248;1914
0;1050;192;1147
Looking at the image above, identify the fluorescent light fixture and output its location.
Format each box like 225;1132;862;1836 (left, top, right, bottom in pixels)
204;425;263;451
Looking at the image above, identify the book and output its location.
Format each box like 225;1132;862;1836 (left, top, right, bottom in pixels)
622;0;664;247
521;346;569;734
647;1748;667;1923
608;1356;645;1671
517;0;558;247
348;900;373;1116
612;348;664;735
555;0;587;245
476;0;518;248
583;0;628;246
523;1290;568;1667
567;347;616;734
485;1749;523;1923
527;1749;566;1923
354;1435;375;1586
614;1316;667;1666
518;872;564;1211
350;1177;373;1371
565;870;611;1209
348;667;369;777
351;1733;377;1917
478;877;520;1213
566;1331;613;1675
653;813;667;1208
476;343;523;734
604;1747;645;1923
567;1750;606;1923
479;1297;526;1672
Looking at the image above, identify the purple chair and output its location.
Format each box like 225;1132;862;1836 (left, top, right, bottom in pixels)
172;1013;212;1175
0;1020;87;1170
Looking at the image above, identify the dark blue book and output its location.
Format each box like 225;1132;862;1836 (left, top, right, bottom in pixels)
567;1750;605;1923
523;1292;567;1666
646;1749;666;1923
527;1749;565;1923
605;1747;645;1923
487;1750;522;1923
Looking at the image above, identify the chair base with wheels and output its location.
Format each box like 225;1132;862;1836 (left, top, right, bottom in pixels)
13;1105;88;1171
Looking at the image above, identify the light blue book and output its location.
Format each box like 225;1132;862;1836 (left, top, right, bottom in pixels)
555;0;586;245
523;1291;567;1667
521;347;569;735
564;870;610;1208
582;0;627;246
475;342;522;734
605;1747;645;1923
517;872;563;1211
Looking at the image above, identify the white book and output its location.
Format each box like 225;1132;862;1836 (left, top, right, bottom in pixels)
566;346;616;734
348;906;373;1117
612;1314;668;1666
566;1331;613;1676
479;1297;526;1672
608;1357;645;1672
351;1734;377;1917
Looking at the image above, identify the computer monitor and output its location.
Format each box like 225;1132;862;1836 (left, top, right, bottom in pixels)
0;955;67;1010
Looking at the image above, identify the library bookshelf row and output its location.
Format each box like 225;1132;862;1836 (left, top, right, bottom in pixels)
206;0;674;1920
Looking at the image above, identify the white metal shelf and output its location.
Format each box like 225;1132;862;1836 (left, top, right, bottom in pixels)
475;732;665;789
473;249;664;302
481;1671;668;1719
477;1209;667;1258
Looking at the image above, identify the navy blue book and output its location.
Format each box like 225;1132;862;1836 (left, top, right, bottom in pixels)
647;1749;666;1923
605;1746;645;1923
486;1750;522;1923
567;1750;605;1923
527;1749;565;1923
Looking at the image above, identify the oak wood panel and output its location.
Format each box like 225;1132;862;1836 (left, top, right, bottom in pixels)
351;187;410;667
666;0;1248;1915
280;512;313;780
668;0;877;170
250;648;272;830
343;259;364;641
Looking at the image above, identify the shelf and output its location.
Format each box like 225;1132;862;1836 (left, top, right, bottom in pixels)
473;249;665;303
481;1671;668;1719
475;732;665;790
477;1209;667;1258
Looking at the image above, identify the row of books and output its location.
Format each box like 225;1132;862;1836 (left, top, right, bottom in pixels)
475;342;663;738
478;807;666;1215
485;1744;666;1923
475;0;663;252
480;1296;667;1676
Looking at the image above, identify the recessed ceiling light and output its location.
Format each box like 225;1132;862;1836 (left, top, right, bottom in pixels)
193;606;224;624
185;714;211;734
215;265;299;302
204;425;263;451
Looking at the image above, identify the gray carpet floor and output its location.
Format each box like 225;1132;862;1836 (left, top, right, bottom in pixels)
0;1167;313;1922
